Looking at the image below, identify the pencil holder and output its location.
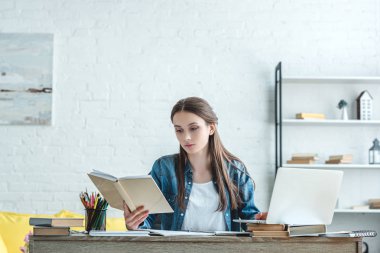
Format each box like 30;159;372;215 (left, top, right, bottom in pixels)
85;208;107;232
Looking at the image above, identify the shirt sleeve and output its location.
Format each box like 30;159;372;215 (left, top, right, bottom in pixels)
236;163;260;220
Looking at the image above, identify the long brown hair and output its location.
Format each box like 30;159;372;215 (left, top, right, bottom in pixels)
171;97;245;211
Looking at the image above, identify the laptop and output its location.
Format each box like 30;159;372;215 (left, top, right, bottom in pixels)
264;167;343;225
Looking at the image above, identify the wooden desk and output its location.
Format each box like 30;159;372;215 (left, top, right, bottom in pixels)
29;235;362;253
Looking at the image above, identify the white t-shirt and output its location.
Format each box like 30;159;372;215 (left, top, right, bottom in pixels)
181;181;227;232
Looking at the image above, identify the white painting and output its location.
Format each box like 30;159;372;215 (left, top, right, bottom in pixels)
0;33;53;125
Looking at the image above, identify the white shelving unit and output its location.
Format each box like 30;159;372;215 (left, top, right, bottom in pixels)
283;119;380;126
283;164;380;169
283;76;380;84
275;62;380;213
334;209;380;214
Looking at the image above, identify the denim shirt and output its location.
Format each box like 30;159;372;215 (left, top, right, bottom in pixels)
140;154;260;231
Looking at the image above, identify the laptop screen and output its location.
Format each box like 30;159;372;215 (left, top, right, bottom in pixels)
266;167;343;225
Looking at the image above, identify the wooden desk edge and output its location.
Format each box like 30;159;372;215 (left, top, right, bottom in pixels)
30;235;363;243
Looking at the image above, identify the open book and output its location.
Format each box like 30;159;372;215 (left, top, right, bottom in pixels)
88;170;174;214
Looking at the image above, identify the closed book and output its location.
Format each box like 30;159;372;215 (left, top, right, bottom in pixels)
251;230;289;237
29;218;83;227
291;153;318;159
247;224;286;231
288;225;326;236
368;198;380;204
291;157;318;161
88;170;173;213
325;159;352;164
329;154;353;160
287;160;315;164
33;226;70;236
370;203;380;209
296;113;325;119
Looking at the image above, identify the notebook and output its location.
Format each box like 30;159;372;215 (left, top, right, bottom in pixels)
265;167;343;225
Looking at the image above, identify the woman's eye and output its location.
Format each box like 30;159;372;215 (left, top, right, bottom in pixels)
175;129;183;133
190;127;199;131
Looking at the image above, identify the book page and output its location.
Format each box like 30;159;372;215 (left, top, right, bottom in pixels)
88;174;124;210
118;177;173;214
90;170;118;181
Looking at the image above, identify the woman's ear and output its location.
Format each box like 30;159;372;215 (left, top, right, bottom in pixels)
209;124;216;135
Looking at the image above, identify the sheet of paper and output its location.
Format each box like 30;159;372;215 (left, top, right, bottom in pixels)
146;229;214;236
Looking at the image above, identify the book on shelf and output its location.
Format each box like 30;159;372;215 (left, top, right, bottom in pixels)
325;159;352;164
288;224;326;237
287;159;315;164
29;217;84;227
287;153;318;164
325;154;353;164
296;113;326;120
329;154;353;160
33;226;70;236
290;154;318;162
88;170;173;213
291;156;319;161
291;153;318;159
369;198;380;209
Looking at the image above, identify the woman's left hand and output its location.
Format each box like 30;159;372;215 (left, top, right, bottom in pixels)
255;212;268;220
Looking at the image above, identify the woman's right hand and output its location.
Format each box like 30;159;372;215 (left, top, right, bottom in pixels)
123;201;150;230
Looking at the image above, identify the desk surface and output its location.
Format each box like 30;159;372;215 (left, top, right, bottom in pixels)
29;235;362;253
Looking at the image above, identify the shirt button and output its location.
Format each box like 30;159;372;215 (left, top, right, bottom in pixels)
185;196;188;199
226;213;229;216
180;213;184;216
188;182;191;185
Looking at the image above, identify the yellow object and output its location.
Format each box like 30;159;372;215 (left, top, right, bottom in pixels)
295;113;326;119
0;210;126;253
0;234;8;253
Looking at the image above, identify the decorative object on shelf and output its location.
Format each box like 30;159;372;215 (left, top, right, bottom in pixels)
369;138;380;164
356;90;373;120
337;99;348;120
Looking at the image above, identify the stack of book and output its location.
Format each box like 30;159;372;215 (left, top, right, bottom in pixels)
246;223;327;237
369;199;380;209
296;113;326;120
287;153;318;164
246;223;288;237
325;154;353;164
29;217;84;236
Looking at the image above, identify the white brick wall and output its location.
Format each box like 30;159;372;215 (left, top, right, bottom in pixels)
0;0;380;247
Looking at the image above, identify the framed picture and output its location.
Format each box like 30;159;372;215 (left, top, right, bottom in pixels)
0;33;53;125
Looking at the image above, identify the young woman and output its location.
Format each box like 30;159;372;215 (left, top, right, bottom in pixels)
123;97;266;231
